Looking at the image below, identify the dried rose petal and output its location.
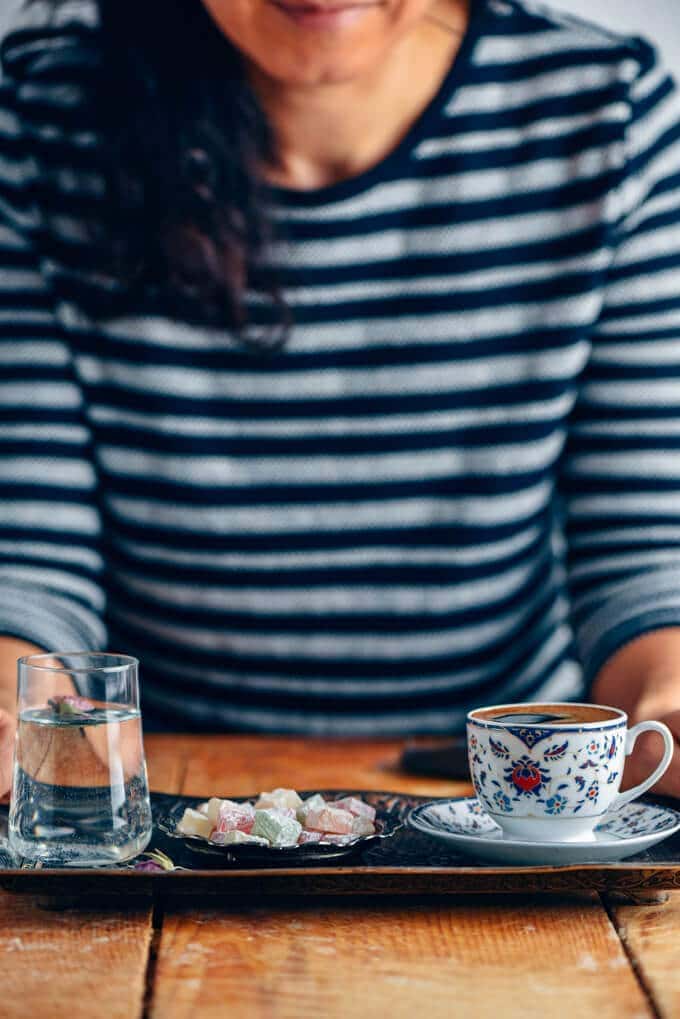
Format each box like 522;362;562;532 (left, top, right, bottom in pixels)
134;859;164;872
134;850;175;872
48;695;96;716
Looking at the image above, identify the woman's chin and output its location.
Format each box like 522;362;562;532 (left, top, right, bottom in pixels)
250;44;391;89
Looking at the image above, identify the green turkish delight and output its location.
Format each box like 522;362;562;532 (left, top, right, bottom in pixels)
252;808;302;847
210;830;269;847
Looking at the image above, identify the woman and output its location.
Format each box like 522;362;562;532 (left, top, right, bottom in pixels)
1;0;680;795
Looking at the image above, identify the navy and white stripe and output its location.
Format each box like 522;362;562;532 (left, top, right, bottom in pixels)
1;0;680;732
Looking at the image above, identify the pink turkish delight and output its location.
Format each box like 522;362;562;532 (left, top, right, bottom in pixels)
332;797;376;822
214;801;256;835
298;830;325;844
305;806;355;834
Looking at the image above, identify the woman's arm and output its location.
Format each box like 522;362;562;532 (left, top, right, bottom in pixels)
0;66;106;654
591;630;680;795
0;636;44;800
0;636;44;716
559;42;680;794
0;61;107;795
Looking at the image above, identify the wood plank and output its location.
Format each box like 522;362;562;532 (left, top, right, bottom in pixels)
179;735;470;800
608;889;680;1017
0;896;153;1019
0;733;189;1019
145;733;195;794
151;895;650;1019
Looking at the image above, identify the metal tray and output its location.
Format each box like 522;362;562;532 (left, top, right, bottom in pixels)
2;791;680;898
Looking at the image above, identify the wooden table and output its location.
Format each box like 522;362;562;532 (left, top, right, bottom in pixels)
1;735;679;1018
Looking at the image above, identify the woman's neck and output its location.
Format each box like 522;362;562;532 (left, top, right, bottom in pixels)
249;1;470;192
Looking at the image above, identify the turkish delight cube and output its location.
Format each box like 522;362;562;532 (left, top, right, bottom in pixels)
305;806;355;834
205;797;225;825
255;788;303;811
296;793;326;824
210;830;269;847
332;797;376;822
176;807;213;839
215;801;256;835
351;816;376;836
252;808;302;847
298;829;325;844
321;833;358;845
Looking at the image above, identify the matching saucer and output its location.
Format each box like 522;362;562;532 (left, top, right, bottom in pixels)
408;797;680;865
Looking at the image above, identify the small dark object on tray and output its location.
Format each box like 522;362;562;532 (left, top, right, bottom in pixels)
400;738;470;779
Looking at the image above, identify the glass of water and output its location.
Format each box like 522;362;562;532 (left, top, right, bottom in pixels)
9;652;153;867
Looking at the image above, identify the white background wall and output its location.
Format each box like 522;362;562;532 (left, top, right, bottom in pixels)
1;0;679;68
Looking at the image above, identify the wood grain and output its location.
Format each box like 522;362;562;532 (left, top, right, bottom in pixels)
151;895;650;1019
609;889;680;1017
179;735;470;800
145;734;195;793
0;733;188;1018
0;895;153;1019
1;736;660;1019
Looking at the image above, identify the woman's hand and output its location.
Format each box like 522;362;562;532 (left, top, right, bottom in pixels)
0;708;16;802
622;706;680;798
0;638;45;802
591;629;680;799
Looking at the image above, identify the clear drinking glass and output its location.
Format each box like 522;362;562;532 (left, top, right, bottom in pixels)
8;652;153;866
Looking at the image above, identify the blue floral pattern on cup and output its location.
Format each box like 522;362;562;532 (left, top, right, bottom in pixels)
467;716;628;821
544;793;568;815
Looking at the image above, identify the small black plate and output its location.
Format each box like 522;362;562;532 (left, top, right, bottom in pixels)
158;790;404;865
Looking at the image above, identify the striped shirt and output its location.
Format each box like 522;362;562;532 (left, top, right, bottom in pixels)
1;0;680;734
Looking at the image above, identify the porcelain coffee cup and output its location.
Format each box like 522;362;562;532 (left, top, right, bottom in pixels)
466;702;674;843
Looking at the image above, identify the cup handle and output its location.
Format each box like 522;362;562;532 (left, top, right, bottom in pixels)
610;721;675;812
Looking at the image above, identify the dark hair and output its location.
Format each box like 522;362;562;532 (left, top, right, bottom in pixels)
52;0;286;345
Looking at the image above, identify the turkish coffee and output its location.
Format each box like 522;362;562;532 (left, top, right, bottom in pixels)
472;703;621;726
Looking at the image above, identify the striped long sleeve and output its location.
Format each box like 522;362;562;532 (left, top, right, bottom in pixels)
3;0;680;733
561;41;680;683
0;75;105;652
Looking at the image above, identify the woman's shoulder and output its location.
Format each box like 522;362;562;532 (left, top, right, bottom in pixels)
481;0;663;83
0;0;103;143
0;2;106;227
1;0;101;80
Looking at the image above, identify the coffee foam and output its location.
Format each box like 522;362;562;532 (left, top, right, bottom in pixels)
471;703;621;726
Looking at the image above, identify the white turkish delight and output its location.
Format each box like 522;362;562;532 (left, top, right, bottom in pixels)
305;806;354;834
196;801;210;817
205;797;225;825
255;788;303;811
351;816;376;836
296;793;326;824
210;829;269;847
332;797;376;822
176;807;213;839
252;808;302;847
